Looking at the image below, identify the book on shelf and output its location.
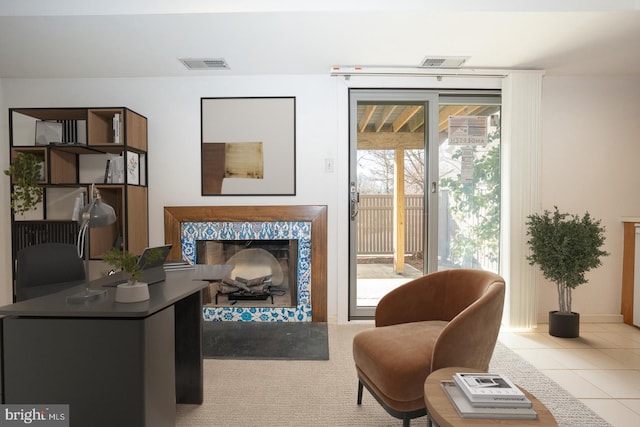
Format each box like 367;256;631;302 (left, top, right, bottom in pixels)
104;159;111;183
441;381;538;420
106;154;125;184
453;372;531;407
113;113;121;143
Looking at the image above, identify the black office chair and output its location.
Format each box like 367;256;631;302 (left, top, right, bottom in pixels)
15;243;87;301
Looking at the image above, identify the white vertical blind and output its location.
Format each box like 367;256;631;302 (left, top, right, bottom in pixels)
501;72;544;329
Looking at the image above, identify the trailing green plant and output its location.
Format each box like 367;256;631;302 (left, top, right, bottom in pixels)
525;206;609;314
102;247;164;285
3;152;44;215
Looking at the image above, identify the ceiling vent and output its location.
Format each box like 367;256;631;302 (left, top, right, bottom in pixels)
179;58;230;70
419;56;469;69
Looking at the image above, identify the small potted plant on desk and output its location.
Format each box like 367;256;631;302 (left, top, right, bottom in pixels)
102;248;160;303
526;206;609;337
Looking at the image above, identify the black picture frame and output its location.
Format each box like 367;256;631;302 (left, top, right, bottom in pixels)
201;96;296;196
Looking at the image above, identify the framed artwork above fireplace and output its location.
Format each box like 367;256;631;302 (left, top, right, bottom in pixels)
201;96;296;196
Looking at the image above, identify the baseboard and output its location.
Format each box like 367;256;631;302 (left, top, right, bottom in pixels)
537;313;624;324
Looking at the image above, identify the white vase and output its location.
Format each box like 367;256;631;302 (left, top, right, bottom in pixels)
115;281;150;303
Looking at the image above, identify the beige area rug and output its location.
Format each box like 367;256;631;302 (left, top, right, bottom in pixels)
176;323;610;427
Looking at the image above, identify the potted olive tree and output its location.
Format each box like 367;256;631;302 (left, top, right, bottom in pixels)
526;206;609;337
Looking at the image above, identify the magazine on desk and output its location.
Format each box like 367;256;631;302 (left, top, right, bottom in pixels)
441;381;538;420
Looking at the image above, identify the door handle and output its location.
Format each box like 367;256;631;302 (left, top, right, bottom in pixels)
350;182;359;220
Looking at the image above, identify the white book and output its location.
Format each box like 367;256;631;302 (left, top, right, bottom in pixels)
442;381;537;420
453;372;529;405
107;154;125;184
113;113;121;143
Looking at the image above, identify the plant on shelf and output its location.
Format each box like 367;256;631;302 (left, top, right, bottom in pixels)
3;152;44;215
525;206;609;337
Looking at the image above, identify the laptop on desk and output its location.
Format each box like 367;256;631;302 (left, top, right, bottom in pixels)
100;245;172;287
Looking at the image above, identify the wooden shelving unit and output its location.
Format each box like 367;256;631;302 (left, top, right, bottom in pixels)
7;107;149;272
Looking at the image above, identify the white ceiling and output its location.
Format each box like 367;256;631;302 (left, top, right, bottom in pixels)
1;0;639;79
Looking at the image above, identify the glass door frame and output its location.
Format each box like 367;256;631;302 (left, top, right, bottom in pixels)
348;89;439;319
348;89;502;320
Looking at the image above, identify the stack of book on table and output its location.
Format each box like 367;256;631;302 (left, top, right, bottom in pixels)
440;372;538;420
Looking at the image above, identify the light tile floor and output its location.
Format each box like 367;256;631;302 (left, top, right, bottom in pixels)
500;322;640;427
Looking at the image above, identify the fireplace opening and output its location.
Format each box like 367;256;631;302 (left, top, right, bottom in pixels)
196;239;298;308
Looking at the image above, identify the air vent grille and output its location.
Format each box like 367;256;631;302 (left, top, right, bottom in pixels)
419;56;469;69
179;58;230;70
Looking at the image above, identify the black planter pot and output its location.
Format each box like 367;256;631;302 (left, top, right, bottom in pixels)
549;311;580;338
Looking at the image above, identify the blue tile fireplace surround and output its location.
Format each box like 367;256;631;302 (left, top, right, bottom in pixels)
183;220;310;322
164;205;328;322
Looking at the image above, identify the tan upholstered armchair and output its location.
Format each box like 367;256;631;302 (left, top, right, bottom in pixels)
352;268;506;426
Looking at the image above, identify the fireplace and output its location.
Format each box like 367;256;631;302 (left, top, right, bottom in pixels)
164;205;327;322
197;239;298;307
183;220;310;321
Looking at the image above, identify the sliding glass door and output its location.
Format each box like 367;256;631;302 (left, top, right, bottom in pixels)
349;89;501;319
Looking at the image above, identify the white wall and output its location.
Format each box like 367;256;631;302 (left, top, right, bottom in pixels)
539;76;640;319
1;74;639;323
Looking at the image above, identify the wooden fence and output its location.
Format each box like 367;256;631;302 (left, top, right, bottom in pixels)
357;193;499;272
357;195;424;255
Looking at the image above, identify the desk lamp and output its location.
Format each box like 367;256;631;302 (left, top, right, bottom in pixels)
68;184;117;303
76;184;117;259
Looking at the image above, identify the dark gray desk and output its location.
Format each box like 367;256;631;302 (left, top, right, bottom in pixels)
0;270;208;427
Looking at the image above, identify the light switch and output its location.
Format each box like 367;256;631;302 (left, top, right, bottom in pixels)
325;158;335;173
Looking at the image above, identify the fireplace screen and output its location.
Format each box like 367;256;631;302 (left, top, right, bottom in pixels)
197;239;298;308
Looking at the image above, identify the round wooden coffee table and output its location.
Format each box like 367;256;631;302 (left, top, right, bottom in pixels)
424;367;558;427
